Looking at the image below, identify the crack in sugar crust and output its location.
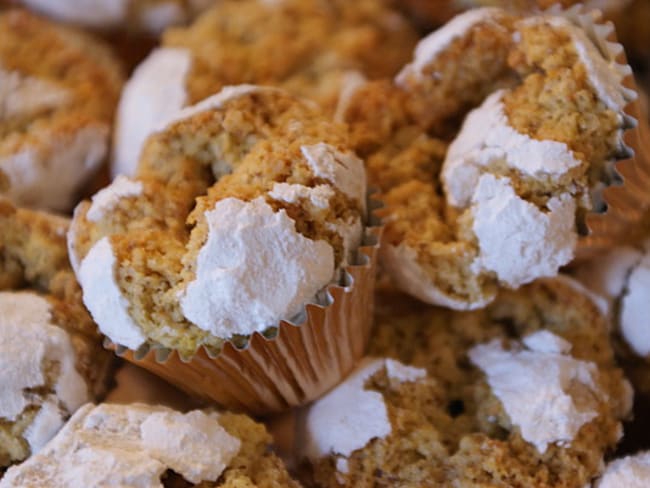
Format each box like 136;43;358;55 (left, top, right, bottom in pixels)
354;278;631;488
0;11;123;211
162;0;418;112
71;88;366;356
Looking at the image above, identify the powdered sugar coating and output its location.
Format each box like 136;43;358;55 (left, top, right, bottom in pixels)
620;252;650;356
395;7;505;85
300;143;367;213
268;182;334;209
112;47;192;178
180;197;335;337
597;451;650;488
0;403;241;488
0;292;88;451
471;175;577;287
78;237;146;349
299;358;426;467
442;90;582;208
469;330;604;454
86;176;143;222
24;398;65;455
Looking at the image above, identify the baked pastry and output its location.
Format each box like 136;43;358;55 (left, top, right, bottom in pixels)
0;9;123;212
298;277;631;487
70;85;366;358
112;0;417;177
595;451;650;487
0;402;301;487
15;0;213;33
0;199;113;468
342;6;638;310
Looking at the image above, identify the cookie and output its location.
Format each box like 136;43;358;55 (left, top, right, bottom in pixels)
0;199;113;467
112;0;417;177
0;9;124;212
299;277;631;487
342;6;638;310
0;403;301;487
70;85;366;357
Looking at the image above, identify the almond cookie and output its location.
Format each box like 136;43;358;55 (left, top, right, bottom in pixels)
342;7;638;310
0;403;301;487
0;9;124;212
69;85;366;359
595;451;650;488
112;0;417;177
0;199;113;468
298;277;632;487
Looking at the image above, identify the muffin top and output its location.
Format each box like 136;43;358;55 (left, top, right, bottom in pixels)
342;6;636;310
112;0;417;177
70;86;366;357
0;9;123;212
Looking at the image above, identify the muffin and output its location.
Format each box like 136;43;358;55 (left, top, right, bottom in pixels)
341;6;641;310
69;85;377;412
112;0;418;177
0;198;113;468
0;402;301;487
0;9;124;212
298;277;632;487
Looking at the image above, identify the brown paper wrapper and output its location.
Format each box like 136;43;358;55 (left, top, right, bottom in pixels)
105;208;382;416
551;5;650;258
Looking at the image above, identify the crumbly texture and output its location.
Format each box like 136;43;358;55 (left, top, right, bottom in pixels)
199;412;301;488
70;88;365;356
343;8;631;309
162;0;418;112
305;278;630;488
0;9;124;212
0;199;113;467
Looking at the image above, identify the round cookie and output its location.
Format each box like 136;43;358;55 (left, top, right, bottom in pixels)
0;199;113;468
112;0;418;177
0;402;301;487
15;0;213;33
342;7;636;310
0;9;124;212
69;86;367;358
297;277;631;487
